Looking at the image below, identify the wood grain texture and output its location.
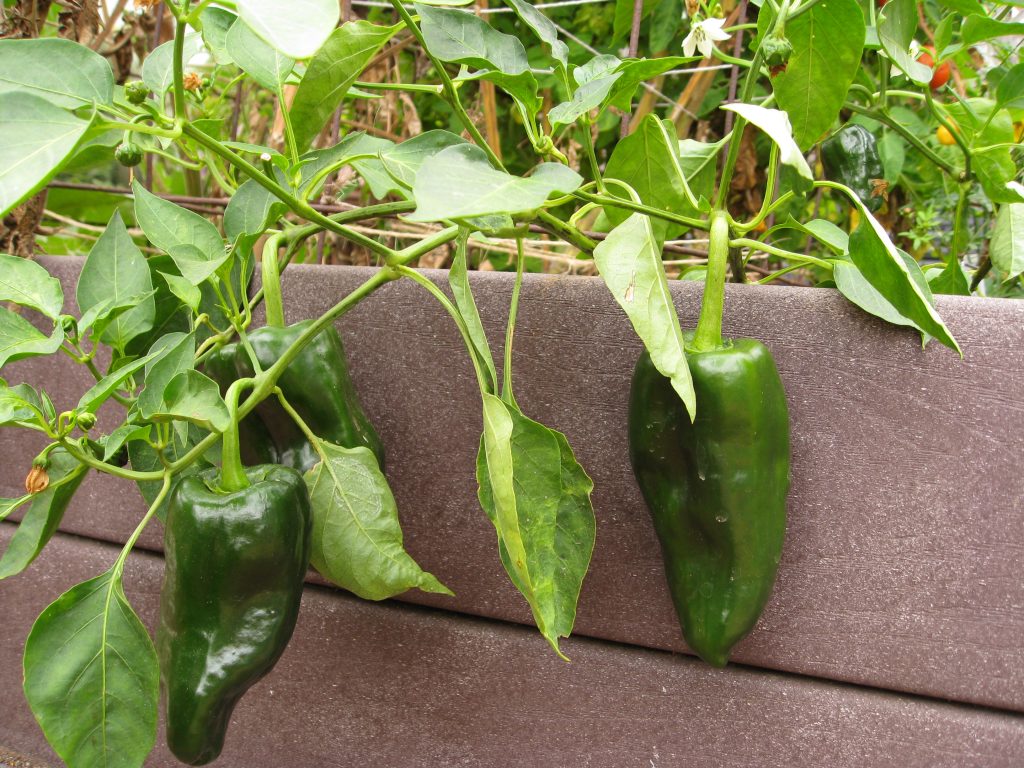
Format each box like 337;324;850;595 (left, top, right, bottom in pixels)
2;527;1022;768
1;258;1022;711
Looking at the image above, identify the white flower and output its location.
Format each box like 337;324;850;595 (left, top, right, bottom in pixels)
682;17;731;59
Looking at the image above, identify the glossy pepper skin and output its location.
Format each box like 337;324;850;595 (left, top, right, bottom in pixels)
158;465;312;765
240;320;384;472
628;333;789;667
821;124;886;213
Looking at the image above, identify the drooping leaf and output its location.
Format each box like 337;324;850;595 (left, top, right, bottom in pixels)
604;57;695;112
102;424;152;463
548;58;622;126
235;0;340;59
305;441;451;600
990;203;1024;280
0;254;64;319
928;258;971;296
476;396;596;658
0;92;91;218
833;260;929;334
150;370;231;433
298;132;393;198
448;229;497;389
23;568;159;768
408;144;582;222
878;0;931;84
722;103;813;179
0;381;43;426
132;181;227;284
290;21;401;152
224;177;290;243
504;0;568;66
0;450;86;580
960;15;1024;47
0;307;64;370
0;38;114;107
416;3;529;74
159;272;202;312
592;213;696;419
847;210;960;353
995;63;1024;110
225;17;295;90
456;69;542;119
77;211;155;350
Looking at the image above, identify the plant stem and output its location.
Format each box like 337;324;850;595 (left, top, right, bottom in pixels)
389;0;505;172
262;233;286;327
182;123;397;260
502;239;525;407
172;6;189;122
692;211;730;352
730;237;833;269
114;472;172;575
575;191;709;231
219;379;251;492
395;266;491;395
536;210;597;253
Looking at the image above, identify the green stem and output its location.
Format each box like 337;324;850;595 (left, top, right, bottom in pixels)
60;438;164;481
692;211;730;352
277;83;300;166
262;233;286;327
730;237;833;269
844;102;957;176
575;191;709;231
389;0;505;171
182;123;397;260
114;472;172;575
275;388;322;449
395;266;491;395
393;225;462;265
219;379;251;492
580;117;606;194
172;7;189;122
502;239;525;407
354;80;444;94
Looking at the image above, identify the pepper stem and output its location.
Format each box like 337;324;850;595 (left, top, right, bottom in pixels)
219;380;250;492
692;210;731;352
262;233;286;328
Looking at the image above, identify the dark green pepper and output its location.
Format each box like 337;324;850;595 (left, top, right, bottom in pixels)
158;463;312;765
240;320;384;473
627;211;790;667
821;124;886;213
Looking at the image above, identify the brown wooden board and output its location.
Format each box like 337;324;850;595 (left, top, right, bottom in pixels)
1;258;1022;712
2;526;1023;768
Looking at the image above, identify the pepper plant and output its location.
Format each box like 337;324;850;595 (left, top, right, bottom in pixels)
0;0;1007;764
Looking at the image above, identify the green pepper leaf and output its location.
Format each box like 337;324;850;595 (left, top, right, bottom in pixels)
225;17;295;90
408;144;582;222
0;450;86;580
199;7;237;65
592;213;697;420
77;211;155;349
0;307;64;370
448;229;497;391
77;350;160;414
878;0;932;85
304;441;452;601
0;254;64;320
376;130;467;196
235;0;339;60
990;203;1024;281
136;332;196;419
0;92;92;218
150;370;231;433
761;0;865;149
23;566;159;768
289;20;400;152
141;34;204;96
476;396;596;659
0;38;114;107
504;0;568;67
415;3;529;74
0;381;43;426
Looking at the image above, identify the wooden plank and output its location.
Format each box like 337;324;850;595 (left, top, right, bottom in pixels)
1;526;1022;768
1;258;1022;711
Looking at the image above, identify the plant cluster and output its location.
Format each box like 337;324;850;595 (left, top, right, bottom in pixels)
0;0;1019;765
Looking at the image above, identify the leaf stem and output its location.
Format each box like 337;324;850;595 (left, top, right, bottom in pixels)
502;239;525;407
575;191;709;230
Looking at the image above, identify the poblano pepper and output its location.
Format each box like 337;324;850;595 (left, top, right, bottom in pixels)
628;212;790;667
821;124;886;213
201;246;384;474
158;386;312;766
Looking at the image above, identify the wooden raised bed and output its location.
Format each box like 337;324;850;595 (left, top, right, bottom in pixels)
1;257;1022;766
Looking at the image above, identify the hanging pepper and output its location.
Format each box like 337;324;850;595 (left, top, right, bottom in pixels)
158;383;312;765
628;212;790;667
821;124;886;212
201;241;384;473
